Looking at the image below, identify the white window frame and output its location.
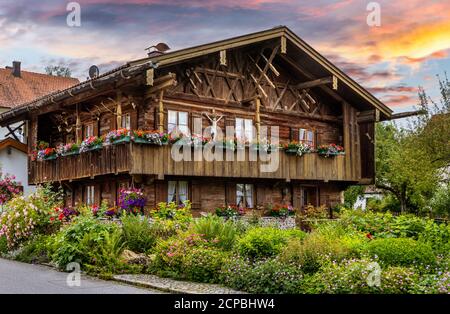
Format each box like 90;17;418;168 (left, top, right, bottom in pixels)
84;123;94;138
168;110;189;135
168;181;189;205
299;128;314;147
121;113;131;130
235;118;253;143
85;185;95;205
236;183;254;208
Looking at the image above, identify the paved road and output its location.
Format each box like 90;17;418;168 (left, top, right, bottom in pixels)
0;258;164;294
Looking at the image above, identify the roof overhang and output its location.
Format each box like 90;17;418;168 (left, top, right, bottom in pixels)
0;138;28;154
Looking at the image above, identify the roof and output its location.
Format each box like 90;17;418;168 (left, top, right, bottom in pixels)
131;26;393;117
0;67;79;108
0;138;28;154
0;26;393;125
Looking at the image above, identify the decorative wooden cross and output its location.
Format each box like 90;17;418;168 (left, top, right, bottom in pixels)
203;109;223;141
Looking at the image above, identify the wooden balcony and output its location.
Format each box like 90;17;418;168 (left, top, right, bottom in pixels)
29;143;360;184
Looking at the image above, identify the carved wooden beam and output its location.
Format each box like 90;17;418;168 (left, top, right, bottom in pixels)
295;76;333;90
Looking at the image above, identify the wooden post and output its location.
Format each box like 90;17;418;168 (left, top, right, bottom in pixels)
158;89;164;132
75;104;82;143
342;102;351;178
116;91;122;129
255;97;261;142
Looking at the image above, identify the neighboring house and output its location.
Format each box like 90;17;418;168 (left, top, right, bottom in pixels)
0;61;78;195
353;185;384;210
0;27;398;212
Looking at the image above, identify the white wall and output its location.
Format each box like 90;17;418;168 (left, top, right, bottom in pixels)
0;146;35;196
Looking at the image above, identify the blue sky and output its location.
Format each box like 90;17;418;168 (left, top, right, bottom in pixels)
1;0;449;114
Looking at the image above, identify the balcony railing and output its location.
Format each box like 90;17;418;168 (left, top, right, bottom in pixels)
29;143;359;184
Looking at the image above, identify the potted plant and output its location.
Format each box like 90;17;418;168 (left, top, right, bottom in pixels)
266;203;296;218
191;134;210;147
79;136;104;153
317;143;344;157
283;141;313;156
215;204;245;218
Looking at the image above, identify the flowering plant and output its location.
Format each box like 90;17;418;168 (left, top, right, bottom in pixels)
266;203;295;217
49;206;79;223
283;141;313;156
79;136;104;153
37;147;57;160
317;143;344;157
191;134;210;146
56;142;79;155
0;173;21;205
118;187;146;215
215;204;245;218
104;128;130;144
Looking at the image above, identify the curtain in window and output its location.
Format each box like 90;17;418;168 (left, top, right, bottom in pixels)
245;184;253;208
168;110;177;133
235;118;244;141
168;181;177;203
236;183;244;207
178;112;189;135
244;119;253;143
178;181;188;203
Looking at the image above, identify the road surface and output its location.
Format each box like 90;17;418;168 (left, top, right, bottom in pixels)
0;258;163;294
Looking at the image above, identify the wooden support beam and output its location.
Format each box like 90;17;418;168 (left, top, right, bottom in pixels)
75;104;82;143
295;76;333;90
116;91;122;128
279;54;345;103
219;50;227;66
158;90;164;132
5;124;22;142
255;97;261;142
146;68;154;86
147;75;177;94
280;36;287;54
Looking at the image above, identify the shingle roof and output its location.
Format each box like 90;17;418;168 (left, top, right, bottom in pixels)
0;67;79;108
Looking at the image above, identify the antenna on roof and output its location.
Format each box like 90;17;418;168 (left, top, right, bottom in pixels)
88;65;99;79
145;42;170;57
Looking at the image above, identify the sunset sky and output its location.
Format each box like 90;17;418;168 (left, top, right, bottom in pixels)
1;0;449;114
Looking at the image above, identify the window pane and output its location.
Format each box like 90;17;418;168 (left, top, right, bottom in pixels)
245;184;253;208
168;181;177;203
236;183;244;206
307;130;314;145
244;119;253;142
235;118;243;140
178;112;188;126
178;181;188;203
168;110;177;125
121;113;131;129
168;123;177;133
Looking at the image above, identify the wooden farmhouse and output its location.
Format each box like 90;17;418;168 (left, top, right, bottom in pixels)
0;27;400;213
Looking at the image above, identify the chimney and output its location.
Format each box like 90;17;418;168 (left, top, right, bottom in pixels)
12;61;21;77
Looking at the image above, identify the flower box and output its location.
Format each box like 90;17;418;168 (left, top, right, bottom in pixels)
285;148;298;154
43;155;57;161
112;136;131;144
61;150;79;157
133;137;149;144
85;143;103;152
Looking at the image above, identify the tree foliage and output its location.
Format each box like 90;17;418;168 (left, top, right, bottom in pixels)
375;75;450;214
45;65;72;77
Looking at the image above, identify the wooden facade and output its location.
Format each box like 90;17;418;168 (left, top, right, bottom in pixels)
0;27;393;213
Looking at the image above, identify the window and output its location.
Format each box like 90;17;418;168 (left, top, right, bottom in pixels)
299;128;314;147
168;181;189;205
235;118;253;143
168;110;189;135
121;113;131;130
85;185;95;205
84;123;94;138
236;183;254;208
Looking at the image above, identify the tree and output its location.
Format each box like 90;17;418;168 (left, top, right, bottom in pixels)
45;65;72;77
374;75;449;214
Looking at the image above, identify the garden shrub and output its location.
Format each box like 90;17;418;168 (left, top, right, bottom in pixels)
14;235;52;264
49;216;127;274
0;236;7;255
302;258;420;294
280;222;366;273
363;238;436;268
192;214;238;250
121;214;177;253
236;227;305;259
150;201;192;227
220;256;304;293
418;220;450;255
182;247;230;283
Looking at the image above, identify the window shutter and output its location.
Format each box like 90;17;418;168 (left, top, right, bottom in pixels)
225;182;236;205
190;180;201;210
130;109;138;130
155;181;168;204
